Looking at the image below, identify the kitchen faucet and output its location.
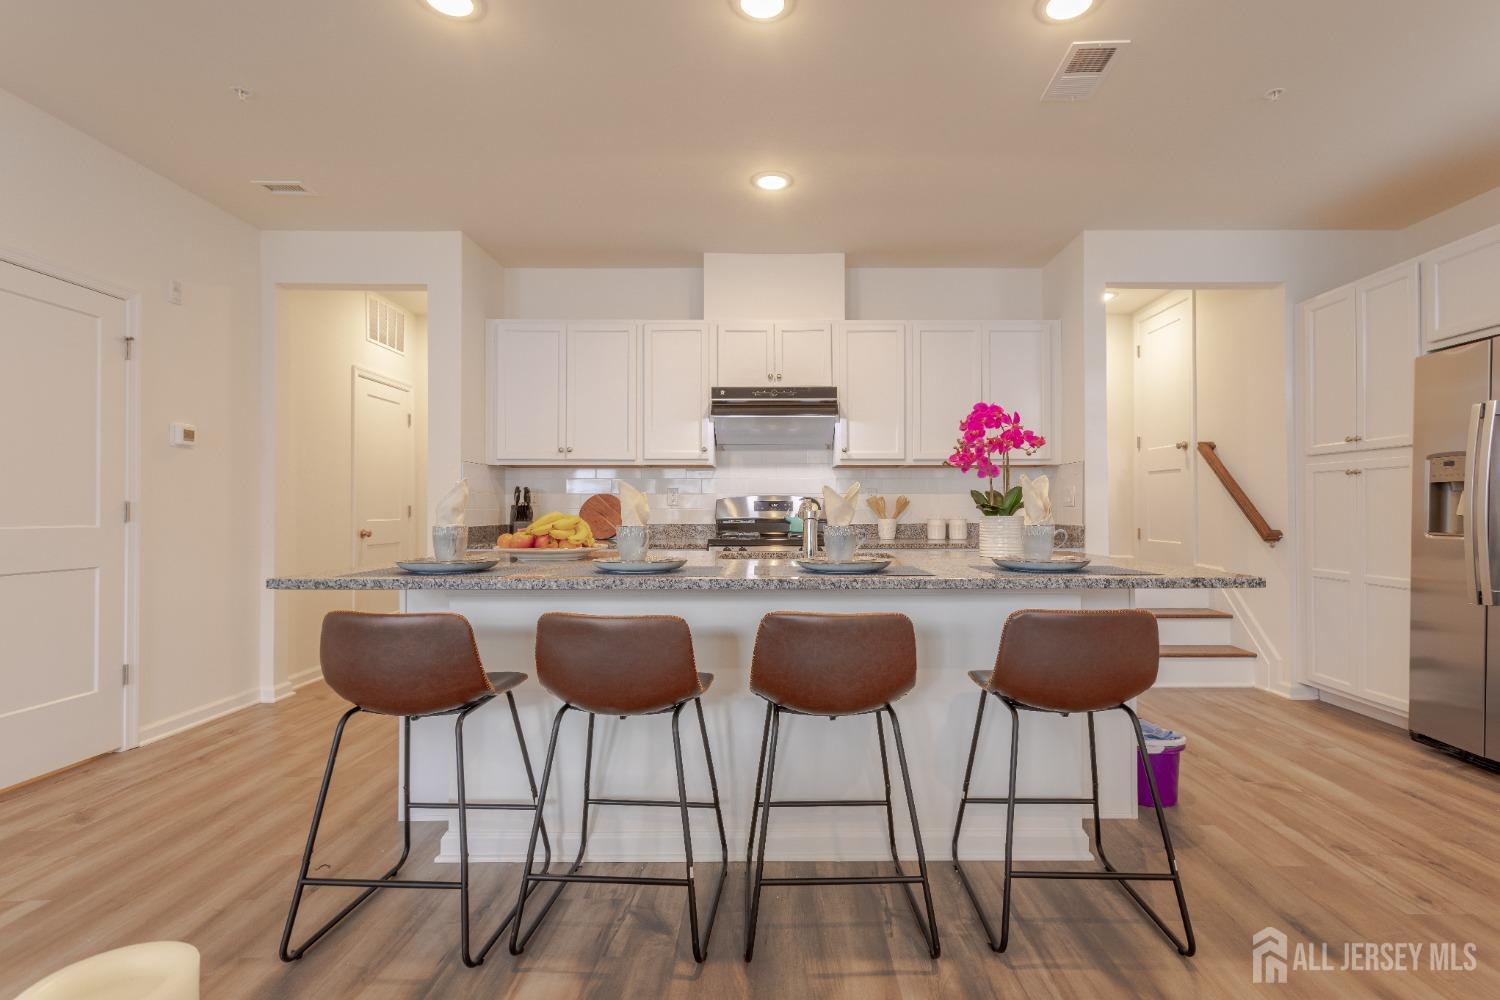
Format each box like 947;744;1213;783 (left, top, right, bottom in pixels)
797;498;822;558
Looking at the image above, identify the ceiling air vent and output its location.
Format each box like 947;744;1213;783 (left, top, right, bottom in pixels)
253;180;315;196
1041;40;1130;102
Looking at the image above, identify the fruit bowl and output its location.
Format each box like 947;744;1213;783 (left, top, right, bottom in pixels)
497;511;598;553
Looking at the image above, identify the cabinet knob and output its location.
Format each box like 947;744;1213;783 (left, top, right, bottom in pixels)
566;446;574;453
768;373;775;382
1345;468;1362;476
1344;435;1356;443
776;373;783;381
358;529;373;538
842;445;849;453
1175;440;1189;450
557;446;565;453
700;445;708;453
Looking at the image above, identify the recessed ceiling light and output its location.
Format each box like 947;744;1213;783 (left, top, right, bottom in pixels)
1102;290;1117;302
1037;0;1097;23
733;0;794;22
752;172;792;192
421;0;481;20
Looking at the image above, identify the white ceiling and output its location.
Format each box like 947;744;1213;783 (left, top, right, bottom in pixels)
3;0;1499;266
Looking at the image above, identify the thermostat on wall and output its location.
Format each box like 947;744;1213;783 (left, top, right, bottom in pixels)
169;423;197;448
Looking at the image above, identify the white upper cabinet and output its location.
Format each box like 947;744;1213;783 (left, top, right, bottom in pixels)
565;322;638;463
776;322;834;385
834;322;907;464
643;322;713;464
1303;263;1418;456
491;321;566;462
489;320;636;464
1357;262;1419;450
713;321;833;385
1303;287;1359;455
983;321;1059;463
715;322;774;385
909;322;984;463
1421;224;1500;348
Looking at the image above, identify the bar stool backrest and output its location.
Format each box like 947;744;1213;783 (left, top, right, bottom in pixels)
320;611;493;716
988;609;1159;712
751;612;917;716
535;612;699;715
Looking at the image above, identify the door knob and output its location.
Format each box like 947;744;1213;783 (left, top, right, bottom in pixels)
358;529;373;538
1175;440;1190;450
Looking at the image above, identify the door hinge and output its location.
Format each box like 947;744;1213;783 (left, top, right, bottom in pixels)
122;663;131;685
407;413;412;427
1136;435;1141;450
123;500;133;523
124;336;136;361
1135;344;1141;358
407;505;413;517
1137;527;1142;540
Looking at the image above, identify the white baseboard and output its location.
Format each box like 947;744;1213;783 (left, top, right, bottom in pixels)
1264;681;1321;701
138;687;262;745
1316;689;1408;729
263;667;324;704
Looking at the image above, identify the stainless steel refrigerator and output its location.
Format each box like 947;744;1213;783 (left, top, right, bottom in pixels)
1410;337;1500;768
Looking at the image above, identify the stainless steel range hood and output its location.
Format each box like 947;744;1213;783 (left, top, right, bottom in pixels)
709;386;839;448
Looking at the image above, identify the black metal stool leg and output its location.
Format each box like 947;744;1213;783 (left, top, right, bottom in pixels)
876;710;937;955
280;706;362;961
686;696;729;961
743;704;782;962
509;704;571;955
506;690;553;873
454;702;481;966
1119;704;1197;956
951;691;1000;949
671;701;728;963
883;704;941;959
999;697;1021;953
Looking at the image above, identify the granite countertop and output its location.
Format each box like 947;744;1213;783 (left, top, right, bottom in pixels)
267;550;1265;592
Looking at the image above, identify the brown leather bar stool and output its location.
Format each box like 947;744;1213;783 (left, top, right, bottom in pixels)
743;612;940;961
508;613;728;963
279;611;552;968
951;609;1196;956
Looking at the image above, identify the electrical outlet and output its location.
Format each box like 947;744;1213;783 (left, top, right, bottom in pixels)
667;487;683;509
1063;485;1077;507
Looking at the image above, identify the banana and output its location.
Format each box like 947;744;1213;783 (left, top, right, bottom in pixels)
550;527;573;540
528;513;565;536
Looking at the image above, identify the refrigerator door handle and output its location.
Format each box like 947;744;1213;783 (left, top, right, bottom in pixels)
1467;400;1499;605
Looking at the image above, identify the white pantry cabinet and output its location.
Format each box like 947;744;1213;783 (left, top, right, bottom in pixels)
489;320;638;464
1302;262;1418;455
1302;450;1412;712
983;321;1060;463
1420;223;1500;348
642;322;713;464
833;322;907;464
714;321;833;385
909;322;984;463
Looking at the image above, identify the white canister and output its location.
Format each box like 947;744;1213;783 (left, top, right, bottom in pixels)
877;518;898;541
978;513;1025;558
947;518;967;542
926;518;947;541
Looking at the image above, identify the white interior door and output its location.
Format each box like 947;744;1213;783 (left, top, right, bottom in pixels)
0;260;128;788
1134;293;1196;564
353;369;413;613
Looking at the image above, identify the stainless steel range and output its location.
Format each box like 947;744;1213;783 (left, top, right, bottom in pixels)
708;495;815;553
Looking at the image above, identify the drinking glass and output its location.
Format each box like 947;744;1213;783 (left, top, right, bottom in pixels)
822;524;861;563
1021;524;1067;562
615;524;649;562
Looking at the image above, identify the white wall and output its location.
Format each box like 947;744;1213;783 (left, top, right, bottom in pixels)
1042;235;1087;468
1396;183;1500;260
0;88;262;741
502;268;702;320
1105;312;1135;557
272;291;427;691
846;268;1043;319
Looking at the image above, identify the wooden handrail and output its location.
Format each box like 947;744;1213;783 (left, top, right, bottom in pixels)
1196;442;1284;546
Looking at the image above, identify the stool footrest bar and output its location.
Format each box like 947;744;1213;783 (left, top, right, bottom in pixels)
585;797;718;809
406;800;538;812
963;796;1095;805
1010;870;1176;881
760;875;924;886
299;877;461;890
756;798;889;808
527;872;692;887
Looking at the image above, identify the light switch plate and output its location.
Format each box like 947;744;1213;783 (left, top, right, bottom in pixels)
169;422;197;447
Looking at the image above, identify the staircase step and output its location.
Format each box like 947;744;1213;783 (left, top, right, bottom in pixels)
1159;644;1256;659
1141;607;1232;620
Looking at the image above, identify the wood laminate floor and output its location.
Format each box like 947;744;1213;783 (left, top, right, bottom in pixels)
2;684;1498;999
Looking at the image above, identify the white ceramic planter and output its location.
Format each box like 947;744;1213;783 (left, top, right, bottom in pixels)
978;513;1024;558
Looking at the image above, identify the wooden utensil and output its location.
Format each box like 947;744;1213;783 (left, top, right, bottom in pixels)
579;493;622;540
893;495;910;518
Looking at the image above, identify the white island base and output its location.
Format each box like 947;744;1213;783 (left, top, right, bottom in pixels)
401;586;1145;866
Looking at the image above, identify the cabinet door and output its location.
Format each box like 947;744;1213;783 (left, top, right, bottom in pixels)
1357;451;1412;711
1304;458;1361;694
492;321;566;462
984;321;1057;463
835;322;906;463
776;322;834;385
1303;289;1358;455
566;322;637;463
643;322;712;463
1421;224;1500;347
910;322;983;463
1357;263;1418;451
716;322;775;385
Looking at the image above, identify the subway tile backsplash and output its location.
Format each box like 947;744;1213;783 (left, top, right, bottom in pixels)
497;451;1084;528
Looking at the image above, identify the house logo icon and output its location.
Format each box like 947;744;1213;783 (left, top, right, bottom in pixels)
1253;926;1289;984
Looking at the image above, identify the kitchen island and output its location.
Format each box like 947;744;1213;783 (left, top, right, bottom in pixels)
269;551;1263;864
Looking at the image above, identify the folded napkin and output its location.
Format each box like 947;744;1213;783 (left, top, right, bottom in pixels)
618;481;651;527
822;481;862;527
434;479;469;527
1020;473;1052;526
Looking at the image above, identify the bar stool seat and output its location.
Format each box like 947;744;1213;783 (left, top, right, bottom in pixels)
743;612;939;962
279;611;552;969
951;609;1196;957
509;613;728;963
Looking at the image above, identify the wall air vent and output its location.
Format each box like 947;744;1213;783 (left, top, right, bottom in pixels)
253;180;315;195
366;293;407;355
1041;40;1130;102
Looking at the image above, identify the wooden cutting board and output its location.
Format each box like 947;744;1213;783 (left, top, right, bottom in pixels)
579;493;622;540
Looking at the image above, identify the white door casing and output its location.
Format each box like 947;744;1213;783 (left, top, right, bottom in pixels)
1134;293;1196;564
0;260;129;787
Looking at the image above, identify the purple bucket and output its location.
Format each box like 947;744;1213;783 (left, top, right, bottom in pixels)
1137;744;1183;808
